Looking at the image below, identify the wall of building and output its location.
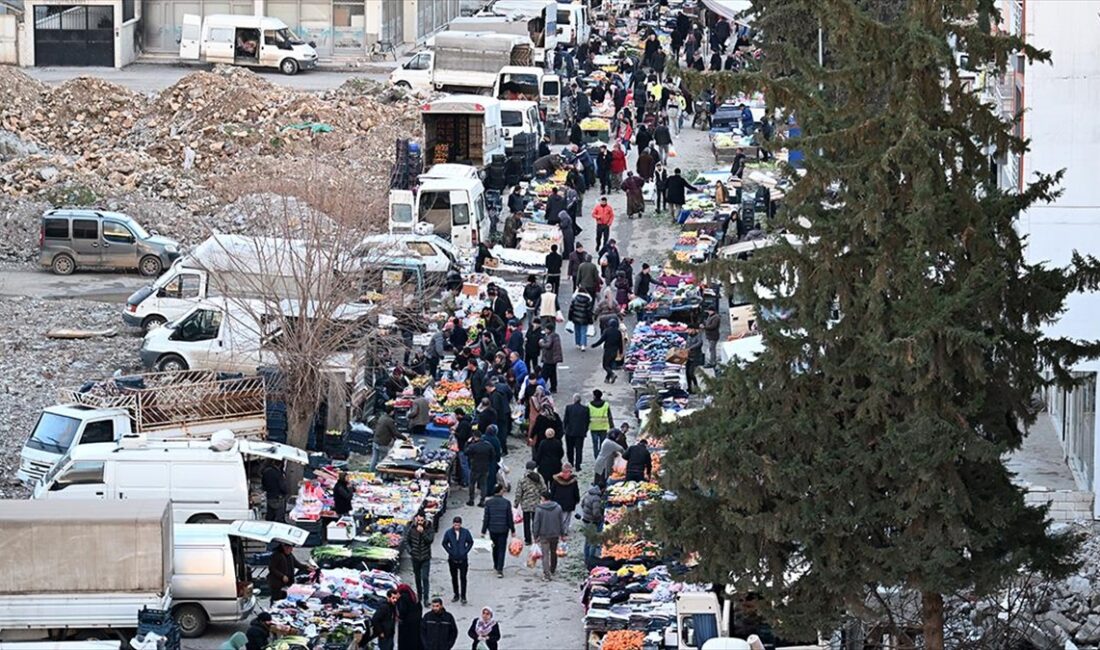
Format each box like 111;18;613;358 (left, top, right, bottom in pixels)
1020;0;1100;518
0;12;18;63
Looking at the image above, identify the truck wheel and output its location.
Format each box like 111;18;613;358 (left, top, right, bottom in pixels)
173;604;209;638
395;81;411;89
51;254;75;275
187;513;218;523
139;255;163;277
142;315;167;333
280;58;299;75
156;354;188;372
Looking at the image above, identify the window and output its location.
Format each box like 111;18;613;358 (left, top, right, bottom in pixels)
176;309;222;342
53;461;105;489
27;412;81;453
209;27;234;43
501;111;524;127
452;202;470;226
80;420;115;445
72;219;99;240
408;53;430;70
407;242;437;258
557;8;570;24
333;2;365;51
44;218;69;239
160;274;202;299
122;0;134;22
103;221;135;243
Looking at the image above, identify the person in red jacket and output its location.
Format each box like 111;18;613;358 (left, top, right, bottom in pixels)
591;197;615;251
609;143;627;192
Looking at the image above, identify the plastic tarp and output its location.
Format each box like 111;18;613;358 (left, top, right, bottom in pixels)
0;499;172;595
701;0;753;22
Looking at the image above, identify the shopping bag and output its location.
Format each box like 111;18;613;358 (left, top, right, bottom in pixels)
587;324;596;337
527;542;543;568
557;541;568;557
612;457;628;475
512;506;524;524
508;536;524;557
565;321;576;334
472;538;493;553
476;642;491;650
668;146;678;158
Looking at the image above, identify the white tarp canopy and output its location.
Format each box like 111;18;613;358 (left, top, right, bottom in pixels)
701;0;753;23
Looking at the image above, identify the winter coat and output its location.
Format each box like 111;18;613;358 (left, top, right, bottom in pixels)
465;439;495;474
511;359;529;388
568;292;595;325
532;501;564;539
523;282;543;310
489;386;512;426
575;261;602;294
371;601;398;641
546;251;563;278
635;272;653;300
467;619;501;650
664;174;697;205
558;212;576;254
635;128;652;151
539;331;564;364
476;407;497;435
563;402;590;439
624;443;653;480
636;151;656;181
545;193;566;221
610;148;627;174
507;328;524;356
333;479;354;516
567;250;586;280
406;522;434;562
373;413;400;447
580;486;605;524
549;472;581;512
442;526;475;562
539;291;558;318
594;438;625;477
654;125;672;146
468;367;488;404
592;203;615;226
591;321;624;365
703;312;721;341
515;471;546;512
408;396;431;427
481;495;515;535
534;436;565;479
397;594;422;650
421;609;459;650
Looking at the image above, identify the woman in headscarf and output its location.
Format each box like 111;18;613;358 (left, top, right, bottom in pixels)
595;288;621;333
467;607;501;650
526;385;562;454
395;583;422;650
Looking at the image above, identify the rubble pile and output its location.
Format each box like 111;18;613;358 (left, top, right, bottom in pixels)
0;66;423;263
0;297;141;498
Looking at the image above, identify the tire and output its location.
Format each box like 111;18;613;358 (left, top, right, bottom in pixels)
139;255;163;277
186;513;218;524
173;604;209;638
51;254;75;275
395;81;411;89
141;315;167;333
156;354;189;373
280;58;299;75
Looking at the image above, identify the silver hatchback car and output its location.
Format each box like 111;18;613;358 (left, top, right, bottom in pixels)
39;209;181;276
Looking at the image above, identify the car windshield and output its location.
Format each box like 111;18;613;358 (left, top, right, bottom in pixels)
124;218;150;239
277;27;304;45
27;412;81;453
501;111;524;127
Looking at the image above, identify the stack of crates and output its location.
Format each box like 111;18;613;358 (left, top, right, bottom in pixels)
485;154;508;191
137;608;181;650
389;138;423;190
348;421;373;456
266;401;288;444
507;132;538;181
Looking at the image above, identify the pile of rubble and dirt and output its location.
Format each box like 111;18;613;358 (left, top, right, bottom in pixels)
0;65;422;263
0;296;142;498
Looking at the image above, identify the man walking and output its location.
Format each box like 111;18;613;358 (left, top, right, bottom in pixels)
703;307;721;367
592;196;615;252
420;597;459;650
406;513;434;608
481;486;516;577
563;393;590;471
664;167;698;221
371;405;405;471
588;389;614;461
539;324;563;393
532;492;564;580
465;433;494;506
545;245;563;295
441;516;473;604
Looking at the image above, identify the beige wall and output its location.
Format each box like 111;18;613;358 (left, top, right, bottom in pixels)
0;14;18;65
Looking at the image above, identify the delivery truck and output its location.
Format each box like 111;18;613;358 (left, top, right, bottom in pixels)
420;95;506;170
17;370;267;485
389;165;492;253
0;499;174;640
389;31;534;93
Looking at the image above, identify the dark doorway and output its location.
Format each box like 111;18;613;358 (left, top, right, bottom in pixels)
34;5;115;66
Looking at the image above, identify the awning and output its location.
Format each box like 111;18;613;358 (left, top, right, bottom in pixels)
700;0;753;23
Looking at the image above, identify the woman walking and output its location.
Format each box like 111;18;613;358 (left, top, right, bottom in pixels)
568;287;595;350
467;607;501;650
591;318;625;383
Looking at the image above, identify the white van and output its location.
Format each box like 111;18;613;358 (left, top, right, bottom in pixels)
32;437;308;524
355;233;459;276
555;3;589;47
138;297;369;376
172;520;308;637
499;99;543;149
179;14;318;75
389;176;490;252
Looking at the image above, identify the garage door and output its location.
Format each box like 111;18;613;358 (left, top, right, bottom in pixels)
34;5;114;66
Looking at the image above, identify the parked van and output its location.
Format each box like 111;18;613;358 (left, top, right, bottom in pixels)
555;2;589;47
32;436;308;524
172;520;308;637
493;65;562;121
389;176;490;252
179;14;318;75
499;99;543;148
138;297;371;376
39;209;180;277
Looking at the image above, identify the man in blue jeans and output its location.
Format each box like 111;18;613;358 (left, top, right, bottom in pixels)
481;486;516;577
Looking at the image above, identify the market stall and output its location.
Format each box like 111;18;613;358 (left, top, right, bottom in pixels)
623;321;689;393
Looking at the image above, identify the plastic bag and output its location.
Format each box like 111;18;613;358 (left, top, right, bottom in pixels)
508;536;524;557
613;457;628;475
565;321;575;334
557;541;568;557
668;146;678;158
527;542;543;568
513;506;524;524
476;642;491;650
587;324;597;337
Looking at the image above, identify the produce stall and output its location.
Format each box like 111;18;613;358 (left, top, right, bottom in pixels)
579;116;612;144
711;131;758;163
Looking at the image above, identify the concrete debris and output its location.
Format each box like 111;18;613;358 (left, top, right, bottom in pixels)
0;65;423;263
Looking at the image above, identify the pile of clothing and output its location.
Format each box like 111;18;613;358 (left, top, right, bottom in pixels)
270;568;403;639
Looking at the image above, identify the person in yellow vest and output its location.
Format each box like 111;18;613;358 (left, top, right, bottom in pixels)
587;389;614;462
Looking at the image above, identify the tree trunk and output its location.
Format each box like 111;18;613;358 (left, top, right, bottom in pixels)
921;591;945;650
286;405;313;489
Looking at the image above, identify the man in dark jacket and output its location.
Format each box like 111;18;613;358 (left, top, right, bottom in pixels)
507;323;524;357
567;244;588;290
525;322;543;374
406;513;434;607
453;408;472;487
507;186;525;215
624;438;653;482
532;492;564;580
421;598;459;650
371;590;400;650
465;433;495;506
597;145;613;194
545;187;566;221
488;380;513;455
664;167;698;220
653;121;673;163
261;461;288;522
575;256;602;295
539;326;564;393
703;307;722;367
245;613;276;650
481;486;516;577
476;397;497;437
267;543;308;603
635;263;653;301
563;393;591;470
371;405;404;471
545;244;563;295
441;516;474;603
522;275;543;328
467;358;488;404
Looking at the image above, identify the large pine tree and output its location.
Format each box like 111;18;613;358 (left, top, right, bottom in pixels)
647;0;1099;645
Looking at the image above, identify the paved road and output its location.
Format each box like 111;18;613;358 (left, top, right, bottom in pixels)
24;63;392;94
0;268;150;303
